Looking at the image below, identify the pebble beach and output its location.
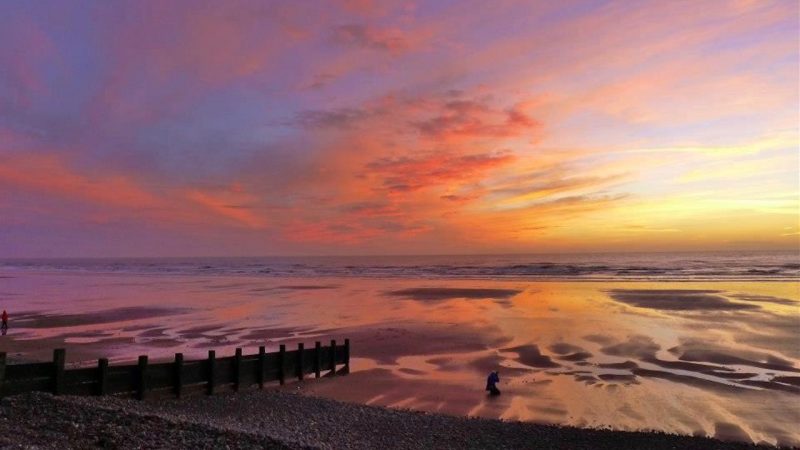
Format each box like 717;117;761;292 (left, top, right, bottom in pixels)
0;389;779;449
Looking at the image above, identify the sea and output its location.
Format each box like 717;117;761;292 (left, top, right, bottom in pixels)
1;251;798;281
0;251;798;446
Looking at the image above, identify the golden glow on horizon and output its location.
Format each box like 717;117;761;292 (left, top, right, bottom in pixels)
0;1;797;256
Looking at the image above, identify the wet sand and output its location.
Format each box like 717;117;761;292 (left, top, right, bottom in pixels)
0;271;798;446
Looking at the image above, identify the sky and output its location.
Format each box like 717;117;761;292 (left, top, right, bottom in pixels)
0;0;798;257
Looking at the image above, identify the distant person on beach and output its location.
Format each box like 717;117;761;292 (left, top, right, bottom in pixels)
1;310;7;334
486;370;500;395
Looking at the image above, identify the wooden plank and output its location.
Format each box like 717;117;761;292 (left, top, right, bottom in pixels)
0;339;350;398
283;349;297;381
301;347;315;373
108;364;138;379
214;358;234;385
262;353;280;383
4;377;52;395
234;348;242;392
4;362;52;380
174;353;183;398
64;367;97;385
314;342;321;379
239;359;256;387
0;352;5;398
329;340;337;376
278;345;286;385
335;344;348;364
52;349;65;395
97;358;108;396
181;361;205;385
318;346;331;370
146;362;174;390
136;355;148;400
344;339;350;371
296;343;304;381
207;350;216;395
107;366;137;394
258;346;266;389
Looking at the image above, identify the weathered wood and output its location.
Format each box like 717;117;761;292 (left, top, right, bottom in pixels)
52;348;65;395
344;339;351;372
330;340;337;376
214;358;235;385
106;366;137;393
278;344;286;385
136;355;148;400
207;350;216;395
4;377;51;395
1;339;350;398
145;362;174;390
64;367;97;387
283;350;297;381
234;348;242;392
297;343;304;381
4;362;52;380
314;342;321;379
262;353;280;382
174;353;183;398
335;343;348;364
239;359;257;387
0;352;6;398
181;361;205;385
258;346;266;389
97;358;108;396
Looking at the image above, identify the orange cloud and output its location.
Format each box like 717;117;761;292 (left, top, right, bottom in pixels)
0;153;159;209
185;188;268;229
364;151;515;193
413;101;540;143
332;24;412;54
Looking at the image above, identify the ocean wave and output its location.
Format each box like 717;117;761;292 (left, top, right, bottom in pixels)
0;252;798;281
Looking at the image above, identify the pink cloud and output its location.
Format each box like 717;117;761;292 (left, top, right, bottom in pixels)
365;151;515;193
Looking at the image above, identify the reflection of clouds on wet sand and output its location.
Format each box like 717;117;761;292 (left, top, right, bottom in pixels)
593;289;800;399
607;289;759;311
0;275;798;445
502;344;560;368
13;306;190;328
385;287;523;308
385;287;522;301
335;323;513;365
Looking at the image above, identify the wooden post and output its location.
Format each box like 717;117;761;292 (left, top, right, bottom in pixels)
174;353;183;398
258;346;266;389
329;339;336;376
344;338;350;372
207;350;216;395
136;355;148;400
314;341;321;379
278;344;286;385
234;348;243;392
297;343;304;381
97;358;108;396
0;352;6;398
52;348;65;395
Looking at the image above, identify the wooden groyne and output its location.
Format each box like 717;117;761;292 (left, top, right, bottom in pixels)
0;339;350;399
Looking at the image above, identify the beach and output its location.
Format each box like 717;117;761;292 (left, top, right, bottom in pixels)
0;254;798;447
0;389;773;449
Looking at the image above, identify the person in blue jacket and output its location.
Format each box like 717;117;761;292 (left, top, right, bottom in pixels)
486;370;500;395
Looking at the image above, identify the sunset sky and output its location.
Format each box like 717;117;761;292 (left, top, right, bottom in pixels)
0;0;797;257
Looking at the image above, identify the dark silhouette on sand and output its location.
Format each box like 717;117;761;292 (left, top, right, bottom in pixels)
486;370;500;395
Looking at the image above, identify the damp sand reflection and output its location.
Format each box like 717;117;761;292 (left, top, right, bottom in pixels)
0;272;797;446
